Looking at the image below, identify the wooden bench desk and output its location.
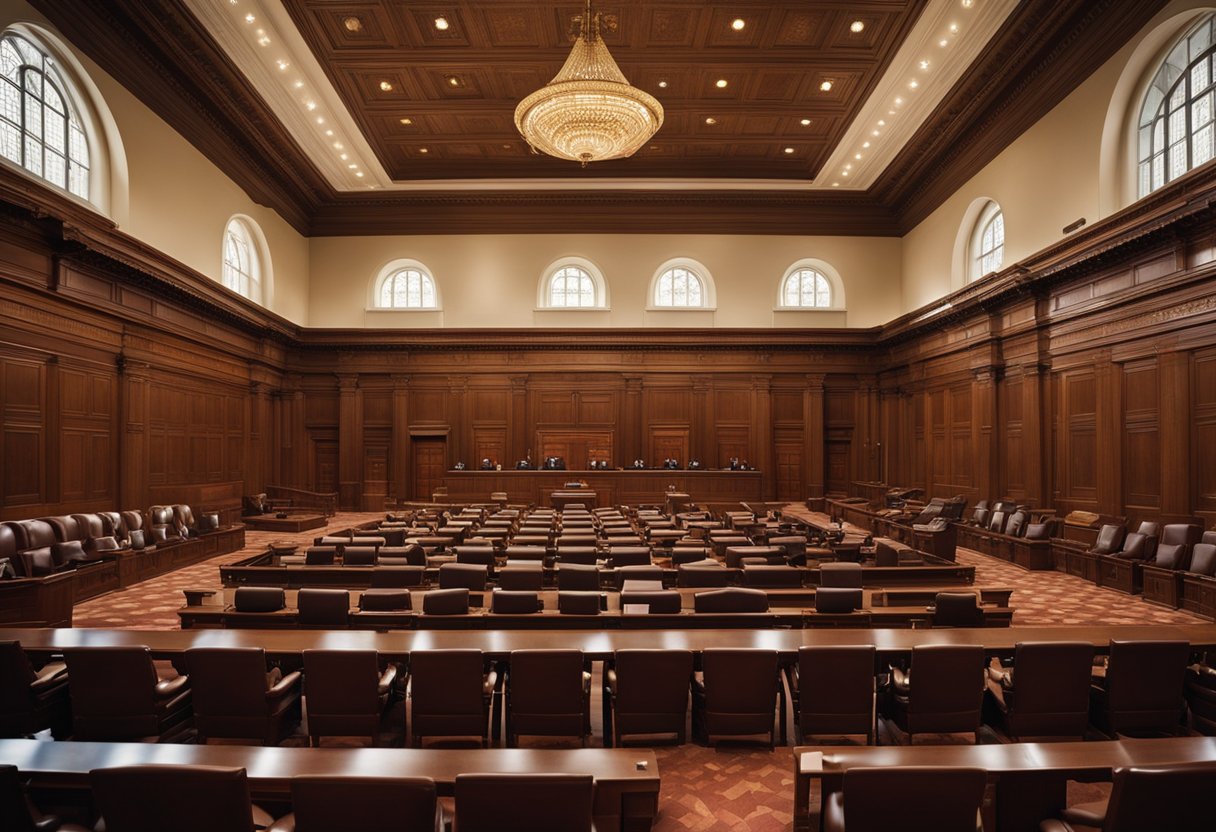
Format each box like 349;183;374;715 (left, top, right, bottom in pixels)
793;737;1216;832
0;739;660;832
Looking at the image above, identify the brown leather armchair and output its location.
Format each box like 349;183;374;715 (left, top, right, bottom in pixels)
301;649;396;746
506;649;591;746
677;562;732;588
63;646;191;741
815;587;864;614
420;587;470;615
148;506;183;545
90;764;275;832
295;588;350;628
692;587;770;613
823;766;986;832
985;641;1094;740
0;641;70;739
693;648;781;746
119;511;155;552
557;563;601;591
1039;762;1216;832
498;563;544;590
608;546;652;567
408;649;497;746
792;645;875;744
454;773;594;832
439;562;488;590
558;591;602;615
889;644;986;743
186;647;302;745
931;592;985;627
490;590;541;614
605;648;692;746
556;546;600;566
620;589;682;613
341;546;378;566
820;562;863;588
303;546;335;565
2;762;90;832
1091;639;1189;737
613;564;663;588
1088;523;1126;555
70;513;122;554
267;776;439;832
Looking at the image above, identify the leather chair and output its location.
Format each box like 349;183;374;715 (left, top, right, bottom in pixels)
296;588;350;628
1111;531;1149;559
0;641;70;739
931;592;985;627
742;564;803;587
815;587;863;614
439;562;488;591
99;511;129;545
608;546;652;567
63;646;191;741
408;649;497;746
671;548;711;566
505;545;548;563
969;500;990;527
498;563;544;590
1088;524;1126;555
693;648;780;746
1134;521;1162;560
557;563;600;591
456;545;497;570
823;766;987;832
70;513;121;554
303;546;335;565
491;589;542;614
1039;762;1216;832
341;546;378;566
986;641;1094;740
693;587;769;613
301;649;395;745
557;546;600;566
185;647;302;745
558;591;602;615
620;589;682;614
148;506;182;545
454;773;594;832
1091;639;1189;737
677;561;732;588
267;776;438;832
1004;508;1029;537
890;645;986;742
820;562;863;588
1185;656;1216;735
233;586;287;612
90;765;274;832
358;588;411;611
605;649;692;746
505;649;590;746
1;762;89;832
769;535;808;563
119;511;155;553
1024;521;1051;541
793;645;875;744
613;564;664;588
421;587;470;615
872;541;900;567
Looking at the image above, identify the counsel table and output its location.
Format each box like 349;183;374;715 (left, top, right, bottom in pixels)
0;740;660;832
793;737;1216;832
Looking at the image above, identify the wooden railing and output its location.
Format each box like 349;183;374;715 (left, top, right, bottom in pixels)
265;485;338;517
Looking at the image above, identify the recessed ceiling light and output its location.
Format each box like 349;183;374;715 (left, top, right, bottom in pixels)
347;164;357;169
257;35;271;47
919;60;930;71
658;80;668;88
379;80;393;92
862;141;870;148
293;80;304;89
333;142;344;150
705;117;717;125
854;153;862;160
244;13;255;24
832;182;840;187
908;80;918;89
800;118;812;126
872;129;880;136
305;100;317;110
841;170;849;176
962;0;974;7
850;20;865;33
434;16;450;31
820;80;833;92
355;171;364;178
448;76;461;87
783;147;795;154
315;116;325;125
419;147;429;153
325;129;334;136
877;120;886;126
276;59;289;71
845;164;852;170
339;153;348;160
940;39;949;47
731;18;745;31
894;97;904;106
715;79;728;88
343;16;362;32
949;22;959;33
400;117;413;125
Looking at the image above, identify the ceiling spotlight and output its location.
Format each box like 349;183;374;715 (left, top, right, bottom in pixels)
731;18;746;31
276;59;289;71
316;116;325;125
908;80;918;89
325;129;334;136
862;141;870;148
783;147;795;154
962;0;973;8
949;22;959;33
419;147;429;153
850;20;865;33
333;142;344;149
940;39;949;47
434;16;450;30
293;80;304;89
244;13;255;24
305;100;317;111
705;117;717;125
448;76;461;87
919;60;930;70
339;153;348;160
842;170;849;176
877;120;886;126
379;80;394;91
355;171;364;178
854;153;862;159
832;182;840;187
894;97;904;106
257;35;271;46
715;79;728;88
820;80;833;92
658;80;668;88
343;16;362;32
400;117;413;125
872;129;881;136
347;163;357;169
800;118;812;126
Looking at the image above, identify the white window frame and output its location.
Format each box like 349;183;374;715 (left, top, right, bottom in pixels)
219;215;272;306
776;260;845;310
369;258;443;311
377;266;439;309
969;201;1005;282
536;256;608;310
647;258;717;310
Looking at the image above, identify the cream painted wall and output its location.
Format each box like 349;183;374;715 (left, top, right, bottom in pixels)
901;0;1214;311
0;0;310;324
307;233;902;329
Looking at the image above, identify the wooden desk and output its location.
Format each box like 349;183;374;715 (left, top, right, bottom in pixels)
443;469;763;508
0;739;659;832
793;737;1216;832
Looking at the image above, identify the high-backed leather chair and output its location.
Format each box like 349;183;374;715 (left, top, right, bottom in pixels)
986;641;1094;740
90;765;274;832
605;649;693;746
557;563;600;591
439;562;488;591
296;588;350;628
456;546;497;570
341;546;378;566
693;587;769;613
491;590;541;614
1088;524;1126;555
1040;762;1216;832
505;649;590;746
823;766;987;832
968;500;990;527
185;647;302;745
890;645;986;742
70;513;121;554
931;592;985;627
820;562;863;588
301;649;395;746
148;506;182;545
99;511;129;544
454;773;595;832
302;546;335;566
677;561;732;588
498;563;544;590
2;763;88;832
1091;639;1189;737
608;546;652;567
620;589;682;614
693;648;780;746
119;511;155;553
557;591;601;615
0;641;70;739
793;645;875;744
267;776;438;832
408;649;497;746
815;587;864;614
743;564;803;587
63;646;191;741
557;546;599;566
1004;508;1030;537
421;587;471;615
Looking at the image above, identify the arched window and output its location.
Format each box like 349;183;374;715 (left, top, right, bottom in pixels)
547;265;596;307
971;202;1005;280
221;217;263;303
378;267;437;308
1138;14;1216;198
781;268;832;308
654;265;706;307
0;32;90;199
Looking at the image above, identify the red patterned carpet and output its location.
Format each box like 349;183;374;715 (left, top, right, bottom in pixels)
65;509;1206;831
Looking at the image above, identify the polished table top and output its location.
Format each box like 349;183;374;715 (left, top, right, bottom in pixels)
4;624;1215;660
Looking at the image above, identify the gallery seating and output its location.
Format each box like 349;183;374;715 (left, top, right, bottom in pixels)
889;645;986;743
62;646;191;742
186;647;302;745
295;588;350;628
301;649;396;746
603;648;693;747
792;645;876;744
693;648;781;747
1090;639;1189;737
408;649;496;746
930;592;985;628
985;641;1095;740
505;649;591;746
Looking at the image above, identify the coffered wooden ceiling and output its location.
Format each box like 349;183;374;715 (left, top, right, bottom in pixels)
29;0;1168;235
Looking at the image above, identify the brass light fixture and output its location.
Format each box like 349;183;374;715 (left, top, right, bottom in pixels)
514;1;663;167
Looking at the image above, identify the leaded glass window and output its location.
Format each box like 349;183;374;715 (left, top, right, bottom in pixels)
654;266;705;307
222;219;260;302
378;267;437;308
547;266;596;307
781;268;832;308
976;209;1005;277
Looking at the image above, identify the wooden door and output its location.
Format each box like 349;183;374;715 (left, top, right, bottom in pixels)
411;437;447;500
775;442;802;501
314;441;337;494
826;441;851;496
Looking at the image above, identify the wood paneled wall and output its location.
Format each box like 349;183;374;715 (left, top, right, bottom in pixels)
4;167;1216;523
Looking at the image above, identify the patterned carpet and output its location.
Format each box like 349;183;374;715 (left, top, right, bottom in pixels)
65;508;1207;831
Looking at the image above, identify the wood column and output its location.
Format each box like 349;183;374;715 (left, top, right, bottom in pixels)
1020;363;1049;508
117;355;149;510
1159;347;1193;522
803;374;826;499
510;375;529;465
337;374;363;510
449;377;468;467
623;375;643;465
751;375;774;498
245;381;268;493
1094;354;1123;518
972;366;1001;501
391;374;410;504
692;376;712;466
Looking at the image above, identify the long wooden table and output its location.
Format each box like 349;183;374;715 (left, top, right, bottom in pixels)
793;737;1216;832
0;739;660;832
5;625;1215;663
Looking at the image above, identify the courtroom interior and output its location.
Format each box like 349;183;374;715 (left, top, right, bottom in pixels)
2;0;1216;830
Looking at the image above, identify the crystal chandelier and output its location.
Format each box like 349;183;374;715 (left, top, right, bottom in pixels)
514;1;663;167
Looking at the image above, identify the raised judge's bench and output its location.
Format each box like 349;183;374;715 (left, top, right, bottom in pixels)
443;469;763;507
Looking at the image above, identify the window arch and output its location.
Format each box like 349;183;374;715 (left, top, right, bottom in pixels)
0;31;90;200
221;216;272;305
649;259;715;309
970;201;1005;281
1137;13;1216;198
781;268;832;308
378;267;438;309
536;257;607;309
